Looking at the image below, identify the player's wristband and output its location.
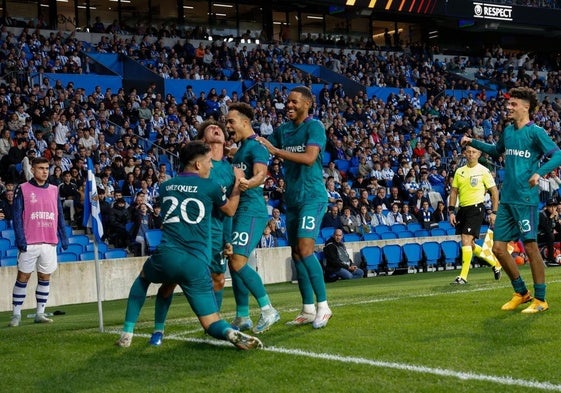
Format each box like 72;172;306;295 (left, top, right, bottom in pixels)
448;207;456;214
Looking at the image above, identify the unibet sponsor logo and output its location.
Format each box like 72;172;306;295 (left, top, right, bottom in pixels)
505;148;531;158
473;2;513;21
286;144;306;153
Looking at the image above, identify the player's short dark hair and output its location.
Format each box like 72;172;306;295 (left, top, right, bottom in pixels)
179;140;211;168
291;85;313;102
508;87;538;115
228;102;254;121
196;119;227;141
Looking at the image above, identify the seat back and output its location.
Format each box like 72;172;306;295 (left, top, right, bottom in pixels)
145;229;163;253
320;227;336;241
440;240;461;264
343;233;362;242
402;243;423;268
360;246;382;271
382;244;403;269
104;249;129;259
362;232;380;241
58;252;79;262
422;241;442;264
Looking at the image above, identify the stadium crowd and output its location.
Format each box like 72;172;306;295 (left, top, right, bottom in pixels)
1;24;561;254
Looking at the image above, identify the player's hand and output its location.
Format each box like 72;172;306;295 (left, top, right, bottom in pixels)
223;243;233;256
256;136;275;154
449;215;456;226
239;177;250;192
488;213;496;227
460;136;472;146
528;173;540;188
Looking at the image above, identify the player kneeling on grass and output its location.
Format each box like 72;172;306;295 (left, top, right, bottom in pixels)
115;141;262;350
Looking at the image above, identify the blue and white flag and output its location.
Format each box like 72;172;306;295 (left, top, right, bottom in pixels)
83;158;104;242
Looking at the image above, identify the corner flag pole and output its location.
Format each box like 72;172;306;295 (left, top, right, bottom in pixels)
84;158;105;332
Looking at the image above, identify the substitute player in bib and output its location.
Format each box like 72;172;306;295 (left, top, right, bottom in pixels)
148;120;238;346
258;86;332;329
448;145;501;285
8;156;69;327
462;86;561;313
115;141;262;350
226;103;280;334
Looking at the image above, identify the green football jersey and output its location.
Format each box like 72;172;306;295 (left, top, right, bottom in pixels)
471;122;561;206
232;134;269;217
210;158;235;246
268;118;328;206
158;172;227;264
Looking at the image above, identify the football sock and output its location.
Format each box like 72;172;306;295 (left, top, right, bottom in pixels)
236;264;270;308
295;259;314;305
123;275;150;333
459;246;473;280
512;276;528;296
207;319;232;340
230;269;250;317
473;244;499;267
214;288;224;311
12;280;27;316
302;254;327;303
36;279;50;315
302;304;316;314
534;283;546;301
154;290;173;332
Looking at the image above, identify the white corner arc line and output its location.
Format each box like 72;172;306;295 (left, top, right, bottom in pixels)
107;331;561;391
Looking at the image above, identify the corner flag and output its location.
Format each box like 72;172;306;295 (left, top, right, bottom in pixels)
83;158;104;242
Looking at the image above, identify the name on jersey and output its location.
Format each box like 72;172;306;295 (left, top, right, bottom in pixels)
286;144;306;153
505;148;531;158
165;184;198;192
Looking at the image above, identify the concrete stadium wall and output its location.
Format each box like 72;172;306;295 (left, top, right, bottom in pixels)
0;236;454;313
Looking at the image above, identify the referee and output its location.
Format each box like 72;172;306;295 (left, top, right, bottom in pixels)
449;145;501;284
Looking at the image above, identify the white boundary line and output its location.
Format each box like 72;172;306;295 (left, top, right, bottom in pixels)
105;330;561;391
104;279;561;391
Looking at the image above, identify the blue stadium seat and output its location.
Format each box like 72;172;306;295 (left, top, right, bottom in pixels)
145;229;163;253
373;225;391;234
1;229;16;246
362;232;380;241
441;240;461;267
390;223;407;233
64;243;84;256
322;151;331;167
5;247;18;257
334;159;350;175
414;229;430;238
104;249;129;259
382;244;403;270
360;246;382;271
380;232;398;240
343;233;362;242
406;223;422;232
68;235;90;248
397;231;414;239
58;252;79;262
85;242;109;253
276;238;289;247
0;238;11;256
446;227;457;236
437;221;453;231
422;241;442;270
79;251;97;261
402;243;423;270
320;227;336;241
1;256;18;267
430;228;447;237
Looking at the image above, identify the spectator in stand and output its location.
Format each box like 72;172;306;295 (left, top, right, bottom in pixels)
321;205;342;230
258;223;277;248
432;201;447;224
386;202;404;226
323;229;364;280
401;203;418;225
371;204;389;227
109;197;131;249
417;200;435;230
339;206;360;234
